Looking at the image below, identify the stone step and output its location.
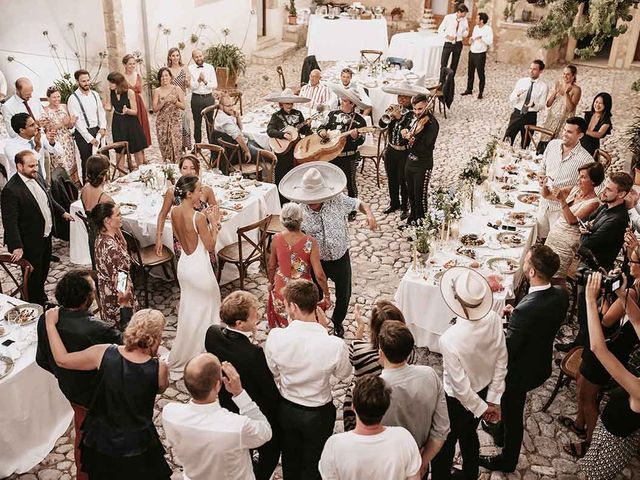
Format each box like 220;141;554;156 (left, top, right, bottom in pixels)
251;41;299;65
256;36;278;50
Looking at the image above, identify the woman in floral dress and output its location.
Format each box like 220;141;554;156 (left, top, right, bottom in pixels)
167;47;192;151
41;86;78;180
153;67;185;163
267;202;330;328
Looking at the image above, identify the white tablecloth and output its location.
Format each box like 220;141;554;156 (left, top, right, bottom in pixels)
307;15;388;62
395;151;542;352
70;169;281;284
387;32;445;79
0;294;73;477
242;108;275;150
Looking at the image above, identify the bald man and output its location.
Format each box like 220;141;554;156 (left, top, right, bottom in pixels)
162;353;272;480
188;49;218;144
299;69;333;113
2;77;44;138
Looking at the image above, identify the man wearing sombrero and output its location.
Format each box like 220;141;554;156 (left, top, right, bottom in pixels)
265;88;312;204
317;85;370;210
279;161;377;337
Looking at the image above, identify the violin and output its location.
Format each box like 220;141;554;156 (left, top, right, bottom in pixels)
401;94;437;142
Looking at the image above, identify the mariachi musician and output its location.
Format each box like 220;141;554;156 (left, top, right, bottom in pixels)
379;82;426;220
401;92;439;226
265;88;312;204
317;86;370;204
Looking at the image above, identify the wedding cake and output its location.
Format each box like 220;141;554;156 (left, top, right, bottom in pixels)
418;8;438;33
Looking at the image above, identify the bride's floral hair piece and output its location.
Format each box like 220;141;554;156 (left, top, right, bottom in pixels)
174;174;199;200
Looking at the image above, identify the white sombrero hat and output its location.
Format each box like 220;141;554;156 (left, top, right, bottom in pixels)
330;84;372;110
381;81;428;97
264;88;310;104
278;161;347;204
439;267;493;321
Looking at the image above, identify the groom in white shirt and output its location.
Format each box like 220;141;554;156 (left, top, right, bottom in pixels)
461;13;494;100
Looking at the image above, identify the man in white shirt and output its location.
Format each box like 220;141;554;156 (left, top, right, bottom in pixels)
189;49;218;144
461;12;493;100
214;94;261;170
378;321;450;479
2;77;44;138
162;353;272;480
4;112;62;180
438;4;469;83
537;116;594;239
504;59;549;148
264;279;352;479
431;267;507;479
319;375;422;480
66;69;107;182
299;70;333;114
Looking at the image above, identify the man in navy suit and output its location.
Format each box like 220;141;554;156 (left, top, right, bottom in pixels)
480;245;569;472
205;291;281;480
1;150;73;305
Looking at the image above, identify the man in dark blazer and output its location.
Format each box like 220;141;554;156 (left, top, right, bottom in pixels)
1;150;73;305
480;245;568;472
205;291;281;480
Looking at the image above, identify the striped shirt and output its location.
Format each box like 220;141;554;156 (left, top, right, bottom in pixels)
299;82;333;112
540;139;594;212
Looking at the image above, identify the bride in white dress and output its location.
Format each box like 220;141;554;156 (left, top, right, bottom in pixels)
168;174;221;380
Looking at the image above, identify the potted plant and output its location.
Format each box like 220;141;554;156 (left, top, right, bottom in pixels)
503;0;516;21
285;0;297;25
204;43;247;88
390;7;404;21
52;73;100;103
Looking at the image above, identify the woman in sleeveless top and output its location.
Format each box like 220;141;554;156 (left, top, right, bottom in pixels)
44;308;172;480
168;174;222;380
153;68;185;163
581;92;613;156
80;154;114;214
575;270;640;479
542;162;603;286
540;65;581;146
122;54;152;146
167;47;192;151
266;203;330;328
105;72;148;170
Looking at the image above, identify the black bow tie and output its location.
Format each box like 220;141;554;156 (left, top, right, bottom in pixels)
197;65;204;68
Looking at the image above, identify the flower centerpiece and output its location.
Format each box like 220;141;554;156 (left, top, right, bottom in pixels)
162;164;179;184
138;165;157;189
404;219;434;270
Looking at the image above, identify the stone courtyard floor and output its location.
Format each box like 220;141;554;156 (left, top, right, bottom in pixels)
5;47;640;479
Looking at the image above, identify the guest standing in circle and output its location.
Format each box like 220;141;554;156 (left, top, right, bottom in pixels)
267;202;330;328
41;86;78;180
167;47;192;152
91;202;136;329
581;92;613;156
122;54;151;146
44;307;172;480
461;12;493;100
153;67;185;163
104;72;148;170
168;174;222;380
540;65;581;147
438;3;469;83
188;49;217;144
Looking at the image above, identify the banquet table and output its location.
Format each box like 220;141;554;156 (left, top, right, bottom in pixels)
70;167;281;283
306;15;388;62
395;148;543;352
387;32;445;79
0;294;73;477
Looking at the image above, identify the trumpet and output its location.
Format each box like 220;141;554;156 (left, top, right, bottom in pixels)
380;104;402;124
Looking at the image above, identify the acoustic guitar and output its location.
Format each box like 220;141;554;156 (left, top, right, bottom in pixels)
268;112;323;155
294;126;376;163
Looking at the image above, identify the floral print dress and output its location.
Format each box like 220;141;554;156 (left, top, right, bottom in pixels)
41;106;76;173
155;86;183;163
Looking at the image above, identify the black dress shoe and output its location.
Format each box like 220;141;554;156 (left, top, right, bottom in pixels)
383;205;400;214
333;324;344;338
50;254;60;262
400;209;409;220
479;454;516;473
450;467;465;478
555;341;576;353
478;93;483;99
348;212;357;222
461;90;472;96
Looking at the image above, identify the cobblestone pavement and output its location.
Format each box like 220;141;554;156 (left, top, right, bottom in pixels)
5;49;640;479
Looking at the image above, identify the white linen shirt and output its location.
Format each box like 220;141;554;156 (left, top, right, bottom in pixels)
438;13;469;42
508;77;548;113
264;320;352;407
438;311;508;418
67;88;107;143
4;134;61;179
189;63;217;95
299;82;333;112
470;24;494;53
2;94;44;137
18;172;52;237
214;109;245;141
162;390;272;480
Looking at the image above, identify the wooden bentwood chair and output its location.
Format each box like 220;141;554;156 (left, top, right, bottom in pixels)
0;254;33;301
99;141;134;181
358;127;387;188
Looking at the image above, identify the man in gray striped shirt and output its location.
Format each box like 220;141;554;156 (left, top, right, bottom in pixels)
537;116;594;239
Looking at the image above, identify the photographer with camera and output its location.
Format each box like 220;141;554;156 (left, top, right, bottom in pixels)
556;172;633;353
570;272;640;478
560;247;640;458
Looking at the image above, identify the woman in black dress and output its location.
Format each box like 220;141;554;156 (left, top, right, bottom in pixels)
105;71;148;170
45;307;172;480
581;92;612;156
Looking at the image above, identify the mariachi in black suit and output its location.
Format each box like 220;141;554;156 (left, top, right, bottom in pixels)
205;325;281;480
1;173;67;305
499;286;568;468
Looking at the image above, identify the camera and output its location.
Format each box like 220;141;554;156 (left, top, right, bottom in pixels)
575;266;624;294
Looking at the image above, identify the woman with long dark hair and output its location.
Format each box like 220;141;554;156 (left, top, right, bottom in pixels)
581;92;613;156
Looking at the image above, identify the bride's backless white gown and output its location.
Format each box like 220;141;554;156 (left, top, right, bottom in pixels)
169;211;220;380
